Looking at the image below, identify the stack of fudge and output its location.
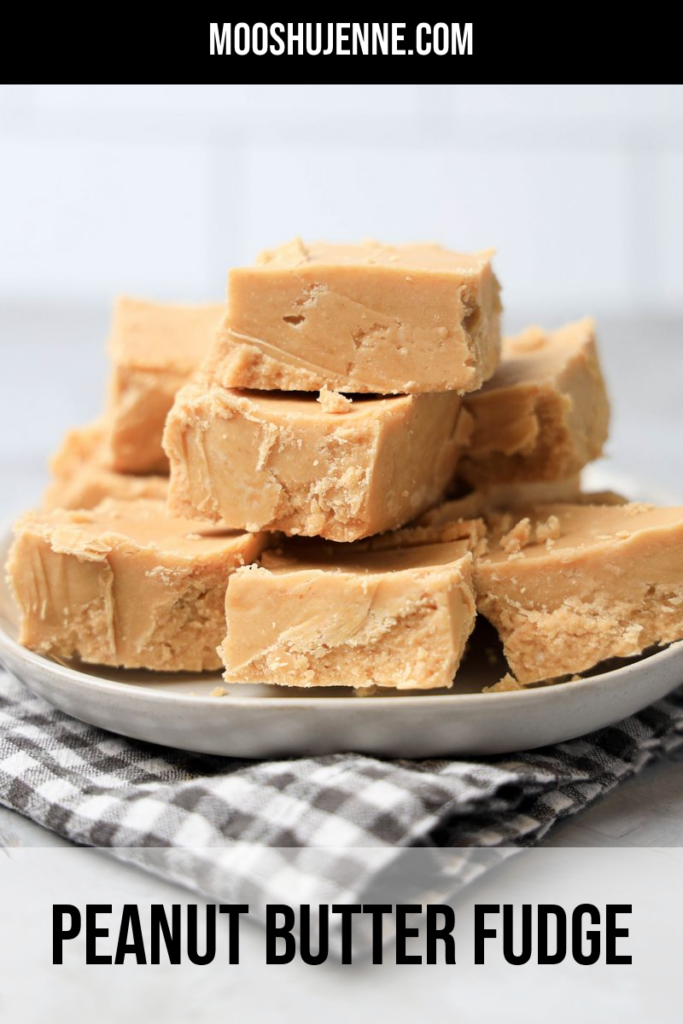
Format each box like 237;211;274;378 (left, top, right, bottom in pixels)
9;240;683;692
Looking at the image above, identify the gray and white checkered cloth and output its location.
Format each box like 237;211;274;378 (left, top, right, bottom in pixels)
1;669;683;935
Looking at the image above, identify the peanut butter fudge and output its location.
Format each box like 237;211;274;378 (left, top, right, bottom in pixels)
9;500;267;672
420;478;583;525
44;422;168;510
107;298;224;474
356;516;487;555
164;384;469;541
463;475;583;510
459;318;609;486
418;477;624;527
221;532;477;690
204;238;502;394
475;503;683;684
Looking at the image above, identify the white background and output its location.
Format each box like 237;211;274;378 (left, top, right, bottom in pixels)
1;84;682;315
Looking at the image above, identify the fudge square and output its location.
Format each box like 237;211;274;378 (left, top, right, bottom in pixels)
416;476;624;527
459;318;609;487
221;532;477;690
8;499;267;672
43;420;168;510
204;238;502;394
163;383;470;542
107;298;225;474
475;503;683;684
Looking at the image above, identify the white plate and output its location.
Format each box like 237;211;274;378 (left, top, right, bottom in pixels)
1;528;681;758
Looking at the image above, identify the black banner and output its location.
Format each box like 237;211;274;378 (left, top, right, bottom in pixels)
15;13;672;81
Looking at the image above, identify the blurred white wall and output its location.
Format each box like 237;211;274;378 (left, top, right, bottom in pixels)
1;84;682;319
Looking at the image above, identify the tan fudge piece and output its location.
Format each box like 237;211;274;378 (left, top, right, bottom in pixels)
164;384;469;542
458;475;582;510
459;318;609;486
107;298;224;474
357;517;487;554
9;499;267;672
221;534;477;690
205;238;502;394
49;420;105;478
418;478;624;527
474;503;683;684
44;422;168;510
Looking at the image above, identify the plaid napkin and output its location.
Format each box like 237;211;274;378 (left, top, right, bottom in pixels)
2;669;683;943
